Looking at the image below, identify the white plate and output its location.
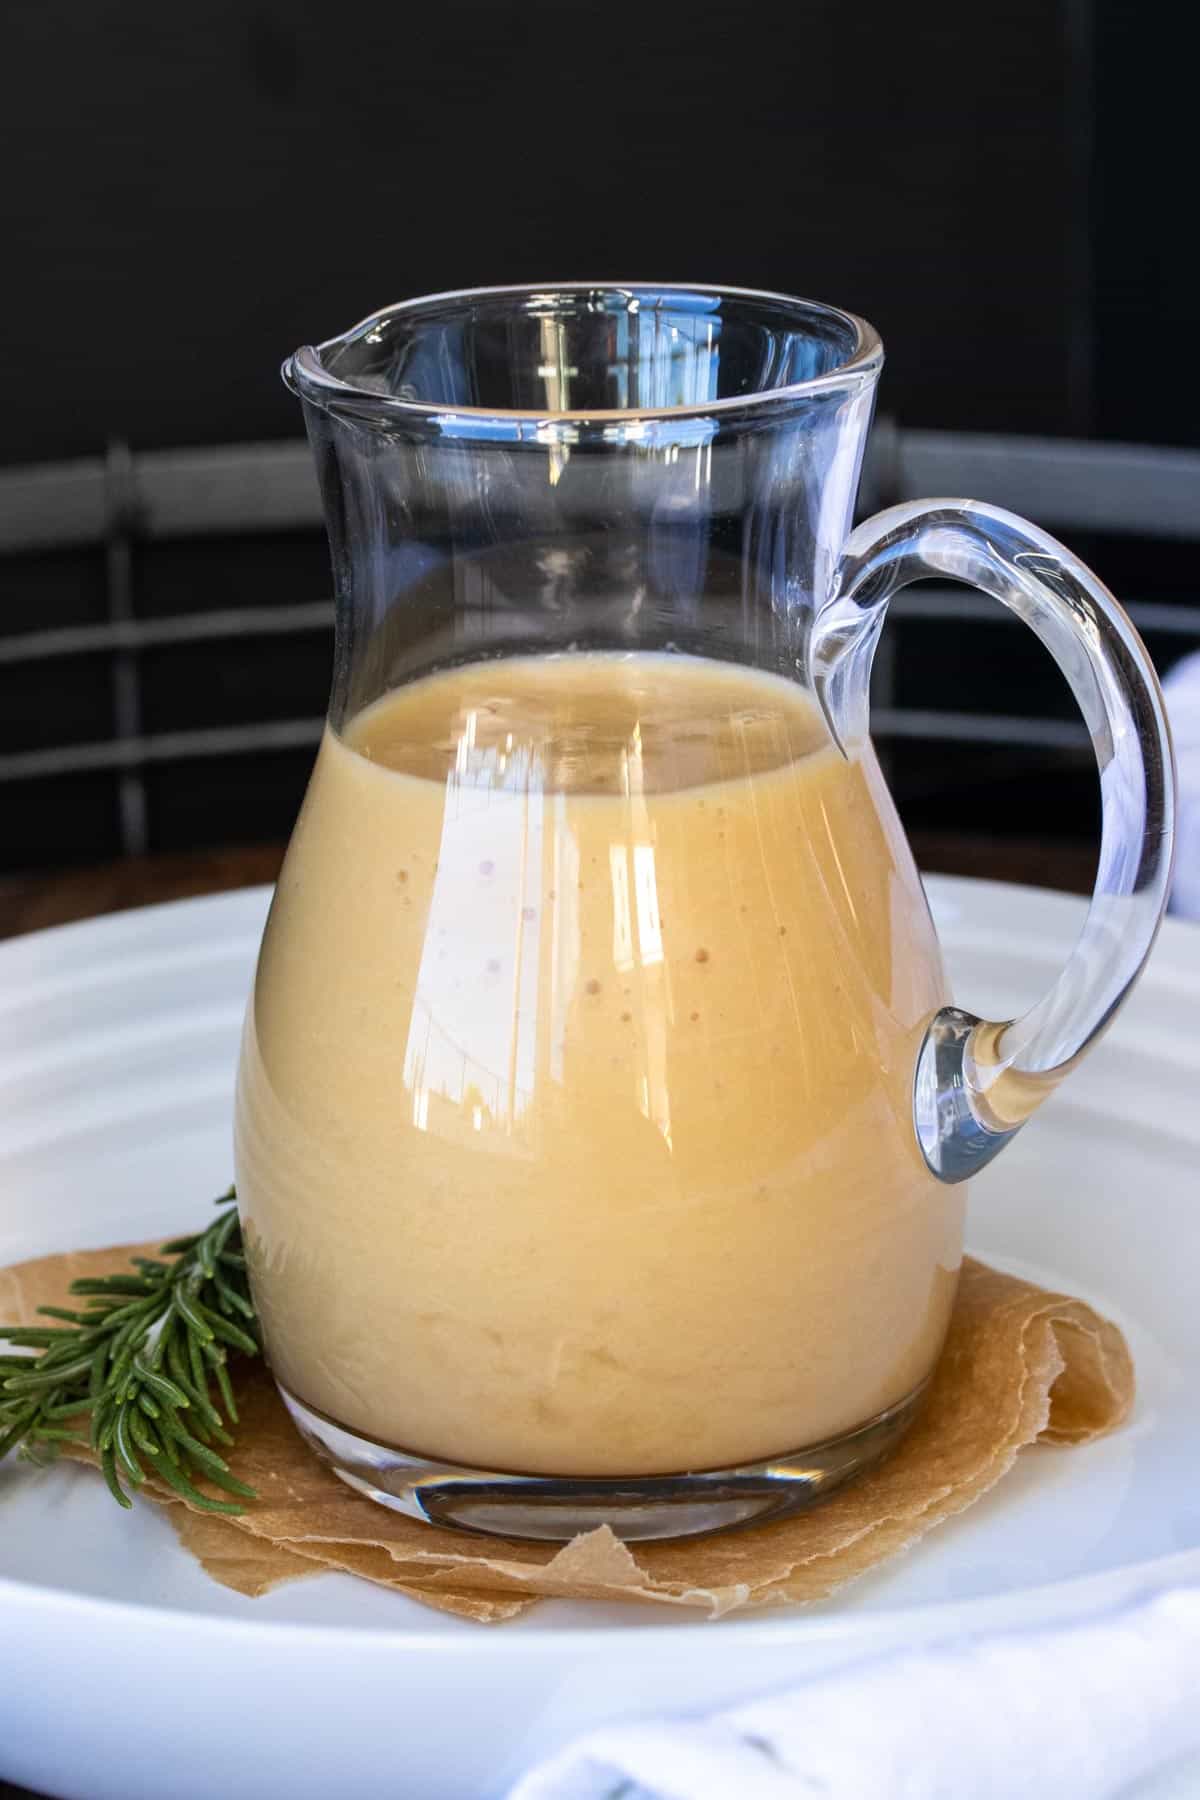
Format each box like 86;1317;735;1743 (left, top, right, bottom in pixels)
1;878;1197;1800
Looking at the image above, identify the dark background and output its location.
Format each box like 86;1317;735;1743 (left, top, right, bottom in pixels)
0;0;1196;879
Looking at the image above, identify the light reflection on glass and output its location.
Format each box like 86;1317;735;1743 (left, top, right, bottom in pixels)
547;793;579;1088
610;843;635;973
621;719;672;1147
402;734;545;1149
633;844;663;966
399;694;680;1156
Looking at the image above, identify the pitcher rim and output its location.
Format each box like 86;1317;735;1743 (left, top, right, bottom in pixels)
285;281;884;426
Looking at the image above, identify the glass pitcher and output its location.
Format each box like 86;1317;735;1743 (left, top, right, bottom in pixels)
234;284;1174;1542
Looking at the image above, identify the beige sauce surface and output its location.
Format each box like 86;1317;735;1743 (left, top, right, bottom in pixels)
235;653;962;1475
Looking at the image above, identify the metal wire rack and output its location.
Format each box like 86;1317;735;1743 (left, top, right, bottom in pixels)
2;424;1197;861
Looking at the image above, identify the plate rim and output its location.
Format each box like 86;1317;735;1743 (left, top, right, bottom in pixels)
2;875;1198;1651
0;1525;1195;1653
1;871;1196;976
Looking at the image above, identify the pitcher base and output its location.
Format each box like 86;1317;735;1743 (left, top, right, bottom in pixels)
275;1380;928;1543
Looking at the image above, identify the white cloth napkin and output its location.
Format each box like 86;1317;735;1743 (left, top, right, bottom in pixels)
1165;652;1200;922
508;1587;1200;1800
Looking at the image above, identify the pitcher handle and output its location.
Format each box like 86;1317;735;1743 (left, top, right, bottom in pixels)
812;498;1176;1184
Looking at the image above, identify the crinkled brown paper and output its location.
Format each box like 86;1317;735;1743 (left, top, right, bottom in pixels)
1;1245;1133;1624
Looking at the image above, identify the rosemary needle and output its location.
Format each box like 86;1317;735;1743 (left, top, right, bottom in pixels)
0;1188;259;1512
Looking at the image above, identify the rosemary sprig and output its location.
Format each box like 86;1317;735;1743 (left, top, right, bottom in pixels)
0;1187;259;1513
